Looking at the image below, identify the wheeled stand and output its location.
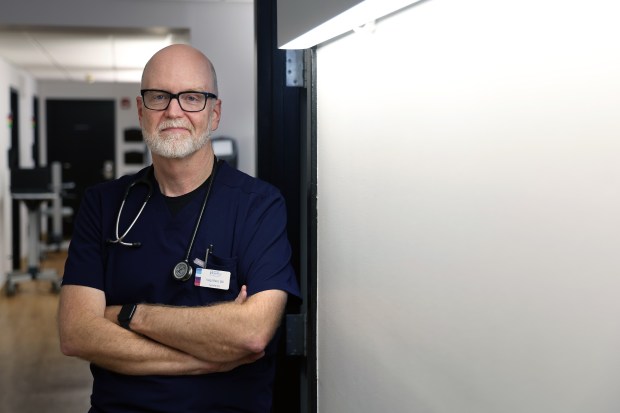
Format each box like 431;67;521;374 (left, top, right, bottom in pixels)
5;164;70;296
5;195;61;296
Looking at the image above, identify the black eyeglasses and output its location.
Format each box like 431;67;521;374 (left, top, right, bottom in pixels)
140;89;218;112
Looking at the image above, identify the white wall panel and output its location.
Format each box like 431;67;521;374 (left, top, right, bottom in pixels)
317;0;620;411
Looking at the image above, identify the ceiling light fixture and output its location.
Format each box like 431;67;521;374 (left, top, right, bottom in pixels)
279;0;424;49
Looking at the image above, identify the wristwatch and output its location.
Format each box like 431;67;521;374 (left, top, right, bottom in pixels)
118;304;137;330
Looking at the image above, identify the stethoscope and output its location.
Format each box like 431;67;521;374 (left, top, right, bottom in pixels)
106;170;153;248
106;159;219;282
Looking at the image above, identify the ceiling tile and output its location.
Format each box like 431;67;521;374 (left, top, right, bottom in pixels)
0;27;189;83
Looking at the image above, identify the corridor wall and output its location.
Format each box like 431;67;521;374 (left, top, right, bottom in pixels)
0;58;37;287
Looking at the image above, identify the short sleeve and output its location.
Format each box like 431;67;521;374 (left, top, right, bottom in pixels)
237;188;300;299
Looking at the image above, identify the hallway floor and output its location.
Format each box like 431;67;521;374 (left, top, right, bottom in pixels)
0;251;92;413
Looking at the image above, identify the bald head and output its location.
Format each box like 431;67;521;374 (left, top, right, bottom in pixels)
141;44;218;96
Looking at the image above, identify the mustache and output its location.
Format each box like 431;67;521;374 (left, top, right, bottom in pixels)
158;120;192;131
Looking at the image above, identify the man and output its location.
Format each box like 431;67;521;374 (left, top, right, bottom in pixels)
58;44;300;413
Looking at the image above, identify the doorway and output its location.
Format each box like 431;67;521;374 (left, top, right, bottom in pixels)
46;99;115;238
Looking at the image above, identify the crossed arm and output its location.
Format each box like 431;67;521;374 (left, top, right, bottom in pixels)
58;284;287;376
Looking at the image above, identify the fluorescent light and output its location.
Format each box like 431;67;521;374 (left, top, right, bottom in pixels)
279;0;423;49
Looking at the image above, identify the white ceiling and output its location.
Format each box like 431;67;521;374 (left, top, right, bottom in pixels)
0;27;191;84
0;0;253;84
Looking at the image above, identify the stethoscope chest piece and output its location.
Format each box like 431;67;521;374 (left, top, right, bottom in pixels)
172;260;193;282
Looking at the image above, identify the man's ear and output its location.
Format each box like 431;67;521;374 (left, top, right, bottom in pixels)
210;99;222;132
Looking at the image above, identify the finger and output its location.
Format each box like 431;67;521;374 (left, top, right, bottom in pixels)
234;285;248;304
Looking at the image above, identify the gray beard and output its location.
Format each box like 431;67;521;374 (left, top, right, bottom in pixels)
143;117;212;159
143;129;210;159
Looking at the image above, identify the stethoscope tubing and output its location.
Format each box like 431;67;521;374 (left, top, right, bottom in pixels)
106;169;153;248
182;161;218;263
172;159;219;281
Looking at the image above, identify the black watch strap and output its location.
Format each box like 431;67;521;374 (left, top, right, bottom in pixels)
118;304;137;330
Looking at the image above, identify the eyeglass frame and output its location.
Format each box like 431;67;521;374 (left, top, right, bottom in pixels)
140;89;218;112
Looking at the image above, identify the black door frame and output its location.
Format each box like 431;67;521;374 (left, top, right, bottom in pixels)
255;1;317;412
33;96;40;167
9;88;21;270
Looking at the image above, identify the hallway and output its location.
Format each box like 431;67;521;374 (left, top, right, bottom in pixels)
0;251;92;413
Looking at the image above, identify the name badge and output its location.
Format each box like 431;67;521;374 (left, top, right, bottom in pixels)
194;267;231;290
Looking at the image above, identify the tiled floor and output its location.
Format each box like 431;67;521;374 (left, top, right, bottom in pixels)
0;251;92;413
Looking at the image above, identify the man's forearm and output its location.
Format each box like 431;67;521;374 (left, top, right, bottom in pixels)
84;328;213;375
59;285;253;376
60;305;202;374
106;289;287;363
63;309;259;376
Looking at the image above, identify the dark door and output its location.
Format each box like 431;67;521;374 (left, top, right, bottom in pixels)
46;99;115;238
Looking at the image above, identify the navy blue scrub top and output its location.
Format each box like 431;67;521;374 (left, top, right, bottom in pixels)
63;161;301;413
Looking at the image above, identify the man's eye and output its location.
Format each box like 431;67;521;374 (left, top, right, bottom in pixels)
184;94;201;103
